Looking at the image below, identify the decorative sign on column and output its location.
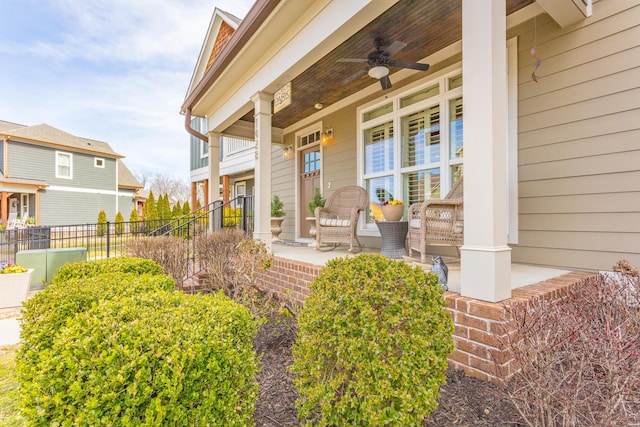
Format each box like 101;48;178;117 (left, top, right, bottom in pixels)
274;82;291;113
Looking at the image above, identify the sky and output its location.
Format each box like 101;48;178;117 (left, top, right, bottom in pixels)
0;0;255;182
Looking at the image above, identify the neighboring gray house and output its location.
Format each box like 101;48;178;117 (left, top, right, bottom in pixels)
0;120;143;226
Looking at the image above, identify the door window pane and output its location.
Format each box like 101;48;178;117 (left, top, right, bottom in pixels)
303;150;320;173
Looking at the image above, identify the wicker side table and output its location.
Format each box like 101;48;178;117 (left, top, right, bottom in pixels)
375;221;408;259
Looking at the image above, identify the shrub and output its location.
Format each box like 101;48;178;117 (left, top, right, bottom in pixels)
52;256;164;283
195;229;271;291
114;211;125;235
20;272;175;355
307;187;325;216
126;236;188;283
130;208;140;233
19;291;259;426
501;268;640;426
291;254;454;426
194;229;278;315
17;271;176;413
97;210;107;236
223;207;241;227
271;195;285;217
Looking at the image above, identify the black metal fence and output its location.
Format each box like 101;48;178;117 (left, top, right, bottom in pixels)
0;196;255;266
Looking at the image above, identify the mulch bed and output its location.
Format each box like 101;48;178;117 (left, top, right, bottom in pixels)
253;318;525;427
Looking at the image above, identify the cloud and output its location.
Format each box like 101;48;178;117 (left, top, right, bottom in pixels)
0;0;254;180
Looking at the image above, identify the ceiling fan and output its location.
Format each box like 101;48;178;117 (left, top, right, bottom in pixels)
337;37;430;90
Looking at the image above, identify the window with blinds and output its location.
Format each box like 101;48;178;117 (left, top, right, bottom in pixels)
359;70;464;226
364;122;393;175
402;105;440;168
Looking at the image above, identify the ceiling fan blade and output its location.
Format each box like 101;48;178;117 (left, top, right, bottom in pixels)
341;68;368;86
337;58;369;63
388;60;430;71
380;75;392;90
382;40;407;57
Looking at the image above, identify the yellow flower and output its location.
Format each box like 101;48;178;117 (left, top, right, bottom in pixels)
389;199;403;206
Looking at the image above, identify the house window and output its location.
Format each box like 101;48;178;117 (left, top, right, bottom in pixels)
360;71;463;226
56;151;73;179
200;140;209;158
94;157;105;168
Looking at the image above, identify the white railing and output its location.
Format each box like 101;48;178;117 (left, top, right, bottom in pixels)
222;137;255;159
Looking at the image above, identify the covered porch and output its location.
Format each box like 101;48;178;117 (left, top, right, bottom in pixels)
182;0;600;303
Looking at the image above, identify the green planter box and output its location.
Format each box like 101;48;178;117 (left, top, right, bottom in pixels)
16;248;87;285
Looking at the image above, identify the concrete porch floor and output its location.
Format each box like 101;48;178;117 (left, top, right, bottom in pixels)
271;240;572;293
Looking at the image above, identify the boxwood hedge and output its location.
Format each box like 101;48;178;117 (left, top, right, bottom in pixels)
19;291;259;426
291;254;454;426
52;257;164;283
19;272;175;354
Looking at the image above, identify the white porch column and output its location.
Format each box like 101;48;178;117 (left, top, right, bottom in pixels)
251;92;273;250
461;0;511;302
208;132;221;231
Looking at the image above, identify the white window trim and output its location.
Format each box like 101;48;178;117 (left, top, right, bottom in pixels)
94;157;105;168
200;140;209;159
55;151;73;179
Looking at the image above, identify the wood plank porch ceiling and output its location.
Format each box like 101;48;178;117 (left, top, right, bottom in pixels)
236;0;532;130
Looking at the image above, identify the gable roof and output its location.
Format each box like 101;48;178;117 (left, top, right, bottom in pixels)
1;123;124;158
0;120;27;133
117;159;142;189
186;7;242;98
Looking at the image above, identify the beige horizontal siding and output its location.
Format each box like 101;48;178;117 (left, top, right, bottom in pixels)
519;171;640;197
518;230;639;253
519;108;640;149
520;212;640;232
513;3;640;271
519;193;639;214
512;246;640;272
519;129;640;165
519;150;640;181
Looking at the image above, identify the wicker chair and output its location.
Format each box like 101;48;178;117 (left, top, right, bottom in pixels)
315;185;369;253
407;178;464;263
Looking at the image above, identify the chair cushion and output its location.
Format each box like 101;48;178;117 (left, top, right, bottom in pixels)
409;219;421;229
319;217;351;227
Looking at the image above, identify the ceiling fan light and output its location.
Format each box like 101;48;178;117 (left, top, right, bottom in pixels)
368;65;389;79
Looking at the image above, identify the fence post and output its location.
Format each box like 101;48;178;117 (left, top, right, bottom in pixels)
106;221;111;258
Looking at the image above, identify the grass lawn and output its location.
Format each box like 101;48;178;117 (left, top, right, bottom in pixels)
0;346;22;427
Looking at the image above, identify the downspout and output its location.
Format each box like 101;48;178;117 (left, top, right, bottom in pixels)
184;108;208;143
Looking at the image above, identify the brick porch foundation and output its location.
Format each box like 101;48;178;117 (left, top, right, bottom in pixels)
256;256;596;385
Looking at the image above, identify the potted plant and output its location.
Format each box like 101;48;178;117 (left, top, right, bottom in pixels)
0;263;34;308
305;188;326;237
271;195;286;241
382;199;404;221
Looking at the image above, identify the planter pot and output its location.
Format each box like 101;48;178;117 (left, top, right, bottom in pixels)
382;205;404;221
271;217;285;241
0;268;33;308
305;216;317;237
